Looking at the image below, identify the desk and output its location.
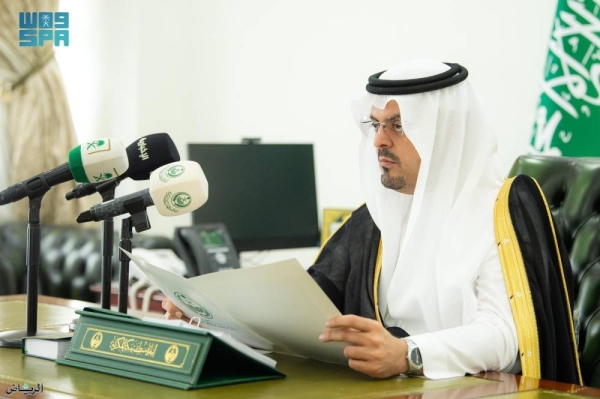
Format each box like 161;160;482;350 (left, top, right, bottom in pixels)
1;295;599;399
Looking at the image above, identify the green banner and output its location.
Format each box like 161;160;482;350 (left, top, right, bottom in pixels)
531;0;600;156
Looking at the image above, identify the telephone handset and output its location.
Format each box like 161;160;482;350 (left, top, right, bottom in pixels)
174;223;240;276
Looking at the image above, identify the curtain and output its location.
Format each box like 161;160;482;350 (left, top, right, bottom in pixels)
0;0;80;225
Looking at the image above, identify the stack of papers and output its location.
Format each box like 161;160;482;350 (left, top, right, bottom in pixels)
123;249;347;364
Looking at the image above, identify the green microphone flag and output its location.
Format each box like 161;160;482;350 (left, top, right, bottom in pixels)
531;0;600;156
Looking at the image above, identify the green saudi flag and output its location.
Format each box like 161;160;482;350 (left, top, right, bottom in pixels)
531;0;600;156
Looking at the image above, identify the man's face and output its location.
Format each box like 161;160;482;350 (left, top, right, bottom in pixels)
370;100;421;195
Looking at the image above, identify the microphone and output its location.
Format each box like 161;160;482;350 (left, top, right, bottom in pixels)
0;138;129;205
66;133;180;200
76;161;209;223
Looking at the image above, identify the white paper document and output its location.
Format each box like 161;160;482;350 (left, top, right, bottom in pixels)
123;249;347;364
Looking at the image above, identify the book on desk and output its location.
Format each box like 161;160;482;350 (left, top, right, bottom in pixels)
22;332;73;360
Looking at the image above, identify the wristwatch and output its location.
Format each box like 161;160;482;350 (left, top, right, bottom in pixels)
403;338;424;376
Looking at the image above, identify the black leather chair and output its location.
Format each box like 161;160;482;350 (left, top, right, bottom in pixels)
0;223;175;302
510;155;600;387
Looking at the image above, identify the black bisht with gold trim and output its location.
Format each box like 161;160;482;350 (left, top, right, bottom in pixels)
495;174;582;384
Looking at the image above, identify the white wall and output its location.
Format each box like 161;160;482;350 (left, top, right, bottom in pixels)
55;0;557;242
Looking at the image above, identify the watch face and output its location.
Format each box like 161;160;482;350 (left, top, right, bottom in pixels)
410;348;423;367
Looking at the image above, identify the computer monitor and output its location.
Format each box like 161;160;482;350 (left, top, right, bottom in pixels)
188;143;320;252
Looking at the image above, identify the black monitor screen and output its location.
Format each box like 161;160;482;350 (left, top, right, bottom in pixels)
188;144;319;252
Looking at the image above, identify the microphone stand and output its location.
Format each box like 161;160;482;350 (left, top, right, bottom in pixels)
0;177;56;348
118;199;151;314
67;178;122;310
95;179;120;310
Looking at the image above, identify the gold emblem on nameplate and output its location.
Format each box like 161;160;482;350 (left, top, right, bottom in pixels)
90;331;103;349
165;345;179;364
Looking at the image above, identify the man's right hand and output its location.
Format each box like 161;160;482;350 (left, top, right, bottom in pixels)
161;298;191;322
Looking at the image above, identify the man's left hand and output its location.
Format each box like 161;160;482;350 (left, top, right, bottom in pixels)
319;314;409;378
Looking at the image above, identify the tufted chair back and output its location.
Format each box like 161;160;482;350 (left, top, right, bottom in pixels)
0;223;175;302
509;155;600;387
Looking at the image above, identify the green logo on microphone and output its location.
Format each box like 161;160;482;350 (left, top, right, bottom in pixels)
87;139;106;150
93;172;113;182
172;192;192;208
163;191;192;212
159;164;185;183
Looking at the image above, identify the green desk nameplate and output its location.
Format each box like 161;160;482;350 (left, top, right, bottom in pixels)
57;308;285;390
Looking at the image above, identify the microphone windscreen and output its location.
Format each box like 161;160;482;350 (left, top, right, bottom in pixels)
126;133;180;180
68;138;129;183
149;161;209;217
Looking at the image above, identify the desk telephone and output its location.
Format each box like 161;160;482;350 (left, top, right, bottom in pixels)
174;223;240;276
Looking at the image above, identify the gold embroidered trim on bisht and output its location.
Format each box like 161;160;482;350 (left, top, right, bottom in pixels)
494;177;541;379
373;239;383;324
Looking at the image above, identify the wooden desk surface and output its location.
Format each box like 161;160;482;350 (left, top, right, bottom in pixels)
1;295;599;398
